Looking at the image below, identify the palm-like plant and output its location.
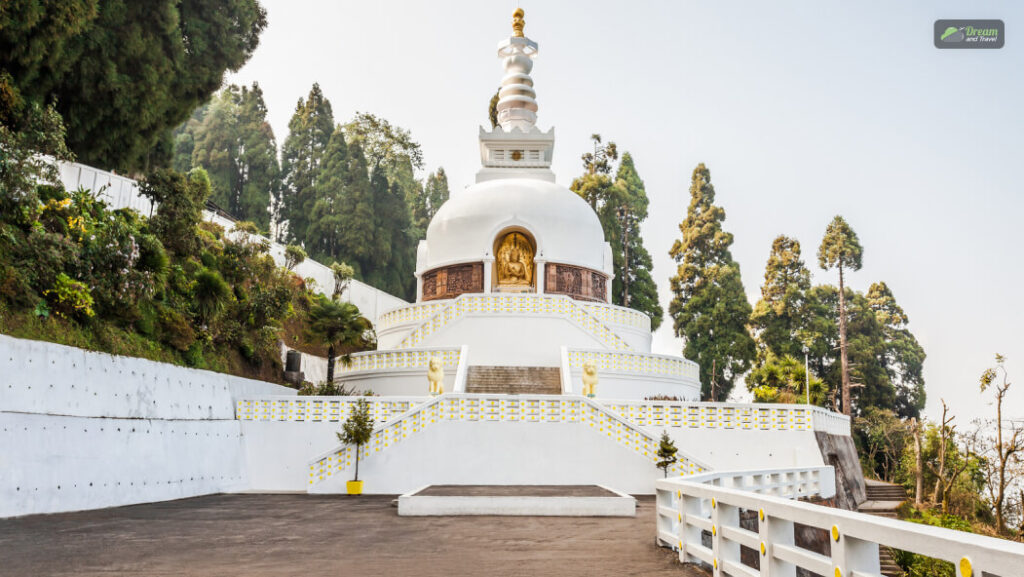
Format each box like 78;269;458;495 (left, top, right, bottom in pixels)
305;296;374;383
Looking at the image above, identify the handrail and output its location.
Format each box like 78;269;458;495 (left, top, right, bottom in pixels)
394;293;635;352
656;468;1024;577
307;393;711;487
603;400;850;435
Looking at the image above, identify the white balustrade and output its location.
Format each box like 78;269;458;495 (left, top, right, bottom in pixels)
395;293;634;351
236;396;429;423
335;347;462;375
566;348;700;380
656;467;1024;577
307;394;711;486
603;400;850;434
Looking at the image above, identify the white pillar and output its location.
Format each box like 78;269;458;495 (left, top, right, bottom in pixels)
414;271;423;302
535;259;546;294
483;257;494;293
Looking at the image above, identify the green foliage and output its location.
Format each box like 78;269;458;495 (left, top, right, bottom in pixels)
193;268;231;323
330;262;355;300
656;430;679;477
2;0;267;173
342;112;423;300
571;140;661;328
412;167;449;237
749;235;812;359
748;353;827;405
141;168;212;257
177;83;279;228
867;282;926;418
279;83;335;243
284;244;307;271
337;398;375;481
305;125;352;262
669;163;755;400
818;215;864;273
306;295;374;383
0;96;73;229
46;273;94;319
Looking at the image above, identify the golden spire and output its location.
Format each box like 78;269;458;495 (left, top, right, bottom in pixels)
512;8;525;37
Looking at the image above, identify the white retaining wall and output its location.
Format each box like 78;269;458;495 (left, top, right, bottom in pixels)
0;335;294;518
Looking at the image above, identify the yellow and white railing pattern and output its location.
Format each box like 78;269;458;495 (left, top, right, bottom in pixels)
565;348;700;380
376;301;449;331
604;401;831;432
580;302;651;331
656;467;1024;577
395;294;634;351
334;347;461;375
236;396;429;423
307;394;710;487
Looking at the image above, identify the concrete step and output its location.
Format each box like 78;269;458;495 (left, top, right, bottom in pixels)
466;366;562;395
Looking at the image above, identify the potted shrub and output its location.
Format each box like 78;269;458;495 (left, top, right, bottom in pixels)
338;398;374;495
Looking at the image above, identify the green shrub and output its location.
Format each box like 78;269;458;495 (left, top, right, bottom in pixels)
158;307;195;351
46;273;94;319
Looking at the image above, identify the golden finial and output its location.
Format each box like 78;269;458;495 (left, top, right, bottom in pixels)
512;8;525;37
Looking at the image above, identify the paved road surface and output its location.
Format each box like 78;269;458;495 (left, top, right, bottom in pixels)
0;494;707;576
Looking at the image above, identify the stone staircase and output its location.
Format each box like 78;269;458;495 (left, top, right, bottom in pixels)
859;479;909;576
465;366;562;395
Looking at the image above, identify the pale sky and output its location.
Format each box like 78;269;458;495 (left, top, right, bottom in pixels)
227;1;1024;424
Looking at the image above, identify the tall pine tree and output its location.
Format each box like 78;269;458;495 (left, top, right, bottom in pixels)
817;215;863;415
186;83;278;229
279;83;334;243
749;235;812;359
413;167;449;236
571;139;661;328
333;141;375;276
605;153;662;329
305;125;349;262
866;282;926;418
668;163;755;400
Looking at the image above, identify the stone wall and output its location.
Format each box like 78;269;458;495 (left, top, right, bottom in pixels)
815;431;867;510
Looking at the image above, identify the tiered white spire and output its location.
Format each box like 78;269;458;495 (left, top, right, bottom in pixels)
476;9;555;183
496;8;539;131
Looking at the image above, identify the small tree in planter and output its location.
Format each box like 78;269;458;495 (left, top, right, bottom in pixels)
656;431;679;478
338;398;374;494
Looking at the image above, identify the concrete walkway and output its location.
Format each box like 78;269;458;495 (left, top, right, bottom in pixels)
0;494;706;576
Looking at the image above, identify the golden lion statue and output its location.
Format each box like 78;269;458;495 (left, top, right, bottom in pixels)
581;360;598;397
428;357;445;395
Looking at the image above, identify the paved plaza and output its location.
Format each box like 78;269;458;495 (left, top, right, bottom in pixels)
0;494;705;576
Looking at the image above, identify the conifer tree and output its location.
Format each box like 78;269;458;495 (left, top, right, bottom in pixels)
866;282;926;418
668;163;755;400
333;141;375;276
605;153;662;330
818;215;863;415
571;139;661;328
413;167;450;235
2;0;267;172
279;83;334;243
305;126;349;262
750;235;812;359
187;84;278;229
656;431;678;478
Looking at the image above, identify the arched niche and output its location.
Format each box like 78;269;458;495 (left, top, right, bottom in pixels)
492;228;537;292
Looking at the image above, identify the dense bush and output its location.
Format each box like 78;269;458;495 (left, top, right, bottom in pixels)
0;136;368;383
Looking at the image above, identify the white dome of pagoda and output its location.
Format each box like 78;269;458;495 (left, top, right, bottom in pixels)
421;177;610;273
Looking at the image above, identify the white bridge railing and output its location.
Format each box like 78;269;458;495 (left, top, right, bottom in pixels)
656;468;1024;577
